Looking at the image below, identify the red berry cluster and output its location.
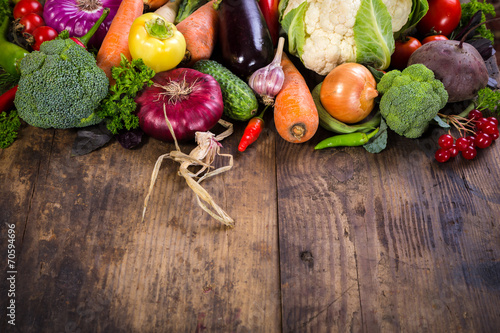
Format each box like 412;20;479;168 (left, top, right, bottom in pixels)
435;109;499;162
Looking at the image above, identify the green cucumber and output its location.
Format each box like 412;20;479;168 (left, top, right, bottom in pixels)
192;60;258;121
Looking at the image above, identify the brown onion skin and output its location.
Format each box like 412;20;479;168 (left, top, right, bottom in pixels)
320;63;378;124
135;68;223;142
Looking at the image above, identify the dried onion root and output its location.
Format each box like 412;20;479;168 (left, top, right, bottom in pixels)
142;104;235;227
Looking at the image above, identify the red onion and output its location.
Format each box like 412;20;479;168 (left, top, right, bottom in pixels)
43;0;120;49
135;68;224;142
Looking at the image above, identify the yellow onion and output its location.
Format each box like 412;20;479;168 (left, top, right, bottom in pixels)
319;63;378;124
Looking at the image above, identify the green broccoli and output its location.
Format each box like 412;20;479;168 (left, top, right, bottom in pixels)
14;38;108;129
377;64;448;139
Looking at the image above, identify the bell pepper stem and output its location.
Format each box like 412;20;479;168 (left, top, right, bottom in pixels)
145;17;175;40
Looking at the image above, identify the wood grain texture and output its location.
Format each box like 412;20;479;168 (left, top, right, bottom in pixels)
276;126;500;332
0;122;281;332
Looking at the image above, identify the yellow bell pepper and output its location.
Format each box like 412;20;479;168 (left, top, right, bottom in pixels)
128;13;186;73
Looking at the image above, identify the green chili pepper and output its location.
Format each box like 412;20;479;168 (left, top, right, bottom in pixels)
314;127;380;150
0;17;29;77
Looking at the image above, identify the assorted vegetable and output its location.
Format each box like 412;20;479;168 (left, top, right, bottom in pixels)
0;85;18;114
238;106;268;152
417;0;461;37
257;0;280;46
175;0;208;24
314;128;380;150
0;109;21;149
319;63;378;124
96;0;144;82
43;0;121;49
217;0;274;79
128;12;186;73
0;0;499;222
408;39;489;102
96;54;155;134
155;0;183;23
193;59;258;121
274;52;318;143
175;0;219;67
135;67;223;142
248;37;285;106
377;64;448;139
15;9;110;129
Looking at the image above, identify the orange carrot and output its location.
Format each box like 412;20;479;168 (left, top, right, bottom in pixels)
176;0;219;68
143;0;169;11
274;53;319;143
96;0;144;82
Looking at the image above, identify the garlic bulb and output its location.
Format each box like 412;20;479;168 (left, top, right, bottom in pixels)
248;37;285;105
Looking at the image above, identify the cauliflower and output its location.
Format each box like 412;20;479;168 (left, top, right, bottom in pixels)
279;0;427;75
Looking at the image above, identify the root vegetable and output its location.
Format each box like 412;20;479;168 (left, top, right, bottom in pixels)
407;39;488;103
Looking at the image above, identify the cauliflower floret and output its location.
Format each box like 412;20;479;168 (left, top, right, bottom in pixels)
281;0;413;75
385;0;413;32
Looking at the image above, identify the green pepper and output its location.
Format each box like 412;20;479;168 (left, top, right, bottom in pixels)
314;127;380;150
0;17;29;77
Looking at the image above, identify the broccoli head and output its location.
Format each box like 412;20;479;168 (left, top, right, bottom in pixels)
14;38;108;129
377;64;448;139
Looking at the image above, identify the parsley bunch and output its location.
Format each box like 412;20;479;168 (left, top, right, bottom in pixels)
96;54;155;135
458;0;496;42
0;110;21;149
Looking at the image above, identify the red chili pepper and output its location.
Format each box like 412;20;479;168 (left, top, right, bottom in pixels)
0;85;18;114
238;106;269;152
257;0;280;47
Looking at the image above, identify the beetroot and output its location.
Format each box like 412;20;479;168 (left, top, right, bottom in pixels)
407;40;488;103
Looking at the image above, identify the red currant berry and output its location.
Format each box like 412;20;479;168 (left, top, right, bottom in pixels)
468;109;483;120
476;117;489;131
455;137;469;151
435;148;451;163
487;117;498;126
462;146;477;160
491;131;500;141
438;134;454;149
448;145;459;158
466;135;477;146
475;132;492;149
483;123;498;135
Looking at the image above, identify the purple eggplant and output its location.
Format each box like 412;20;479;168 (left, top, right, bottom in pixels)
218;0;274;79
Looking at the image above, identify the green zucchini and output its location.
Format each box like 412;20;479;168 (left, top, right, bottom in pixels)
192;60;258;121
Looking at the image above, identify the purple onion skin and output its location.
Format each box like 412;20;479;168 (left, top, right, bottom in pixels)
43;0;120;49
135;68;224;142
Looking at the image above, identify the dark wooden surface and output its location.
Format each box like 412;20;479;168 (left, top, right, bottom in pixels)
1;100;500;332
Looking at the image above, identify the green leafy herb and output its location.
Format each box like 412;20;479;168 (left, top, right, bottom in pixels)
475;87;500;113
459;0;495;42
96;54;155;135
363;117;388;154
0;110;21;149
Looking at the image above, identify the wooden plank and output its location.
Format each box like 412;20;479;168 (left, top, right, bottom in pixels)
1;121;281;332
277;125;500;332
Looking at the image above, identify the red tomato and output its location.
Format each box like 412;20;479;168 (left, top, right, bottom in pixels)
19;13;45;34
417;0;462;37
421;34;449;44
390;37;422;70
13;0;43;19
32;26;58;51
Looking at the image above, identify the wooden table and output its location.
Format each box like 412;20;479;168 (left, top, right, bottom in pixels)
1;93;500;332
